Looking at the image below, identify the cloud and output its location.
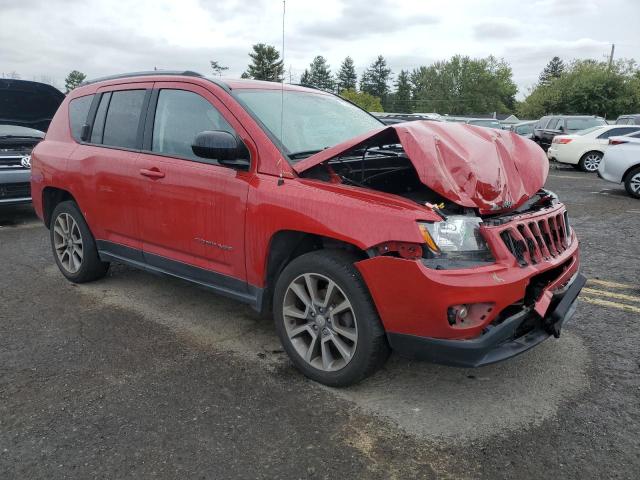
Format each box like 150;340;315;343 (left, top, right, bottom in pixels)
473;18;522;40
0;0;637;98
504;38;612;96
297;0;439;40
532;0;599;15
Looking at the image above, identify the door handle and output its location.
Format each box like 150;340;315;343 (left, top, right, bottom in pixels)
139;168;165;179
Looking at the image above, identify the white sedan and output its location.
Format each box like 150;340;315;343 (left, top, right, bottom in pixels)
547;125;640;172
598;132;640;198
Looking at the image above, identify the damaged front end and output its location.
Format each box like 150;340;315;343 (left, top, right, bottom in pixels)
296;121;583;367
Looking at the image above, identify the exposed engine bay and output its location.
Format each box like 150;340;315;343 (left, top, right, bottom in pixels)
299;144;557;218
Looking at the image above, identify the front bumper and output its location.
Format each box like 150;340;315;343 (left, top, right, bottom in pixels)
0;169;32;205
386;273;586;367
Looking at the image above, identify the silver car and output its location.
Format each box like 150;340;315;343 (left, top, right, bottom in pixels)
598;131;640;198
0;79;64;205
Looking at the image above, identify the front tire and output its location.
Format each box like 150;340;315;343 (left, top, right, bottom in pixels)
50;201;109;283
624;166;640;199
273;250;390;387
578;151;603;172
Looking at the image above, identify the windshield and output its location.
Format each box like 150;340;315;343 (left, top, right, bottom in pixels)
566;117;606;131
574;126;605;136
234;89;382;161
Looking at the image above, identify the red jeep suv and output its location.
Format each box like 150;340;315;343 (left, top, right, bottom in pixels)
31;71;585;386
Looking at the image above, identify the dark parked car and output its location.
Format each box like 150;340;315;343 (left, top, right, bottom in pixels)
0;79;64;205
532;115;607;151
615;114;640;125
510;121;536;139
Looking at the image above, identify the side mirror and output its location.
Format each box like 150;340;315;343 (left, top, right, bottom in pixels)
558;125;565;132
191;130;250;170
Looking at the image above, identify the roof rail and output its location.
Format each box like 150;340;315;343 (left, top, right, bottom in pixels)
80;70;203;86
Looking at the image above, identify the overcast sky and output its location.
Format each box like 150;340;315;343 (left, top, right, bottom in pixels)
2;0;639;99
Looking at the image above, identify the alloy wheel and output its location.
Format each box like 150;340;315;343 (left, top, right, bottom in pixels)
282;273;358;372
53;213;84;273
630;173;640;195
583;153;602;172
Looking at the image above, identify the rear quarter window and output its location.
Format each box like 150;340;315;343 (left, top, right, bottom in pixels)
68;94;94;142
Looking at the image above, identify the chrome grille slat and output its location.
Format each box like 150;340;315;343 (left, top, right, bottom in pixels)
0;155;26;169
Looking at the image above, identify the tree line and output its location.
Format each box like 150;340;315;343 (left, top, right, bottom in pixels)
517;56;640;119
233;43;640;119
232;44;519;115
58;43;640;119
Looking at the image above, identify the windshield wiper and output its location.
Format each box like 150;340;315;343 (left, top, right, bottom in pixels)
288;149;324;160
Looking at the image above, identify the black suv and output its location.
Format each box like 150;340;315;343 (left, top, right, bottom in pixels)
532;115;607;151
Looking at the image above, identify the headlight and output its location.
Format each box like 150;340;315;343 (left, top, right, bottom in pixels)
418;216;494;266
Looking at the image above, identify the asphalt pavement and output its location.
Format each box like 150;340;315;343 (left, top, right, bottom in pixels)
1;167;639;479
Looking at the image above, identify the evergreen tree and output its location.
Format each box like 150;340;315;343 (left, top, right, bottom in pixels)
360;55;392;105
243;43;284;82
302;56;334;91
64;70;86;93
336;56;357;93
299;69;311;86
538;56;565;85
393;70;412;113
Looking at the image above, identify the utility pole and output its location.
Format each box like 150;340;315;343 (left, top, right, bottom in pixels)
608;44;615;68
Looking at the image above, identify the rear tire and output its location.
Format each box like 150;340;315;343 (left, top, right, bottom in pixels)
50;201;109;283
578;151;603;172
273;250;390;387
624;166;640;199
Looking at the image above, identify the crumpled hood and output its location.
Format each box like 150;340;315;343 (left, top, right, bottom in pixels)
0;79;65;132
293;121;549;213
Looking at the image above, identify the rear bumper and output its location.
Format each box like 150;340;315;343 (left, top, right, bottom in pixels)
387;273;586;367
547;146;576;164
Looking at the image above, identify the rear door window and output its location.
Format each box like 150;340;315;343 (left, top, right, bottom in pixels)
101;90;146;149
68;94;94;142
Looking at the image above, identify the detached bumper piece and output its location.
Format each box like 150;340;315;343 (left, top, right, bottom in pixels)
387;273;587;368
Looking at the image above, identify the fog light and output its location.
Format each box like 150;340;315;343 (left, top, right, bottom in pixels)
447;304;469;325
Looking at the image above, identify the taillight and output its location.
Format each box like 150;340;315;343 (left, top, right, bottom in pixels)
553;137;573;144
609;139;627;145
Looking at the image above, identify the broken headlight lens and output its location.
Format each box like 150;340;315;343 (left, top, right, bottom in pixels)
418;217;494;264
